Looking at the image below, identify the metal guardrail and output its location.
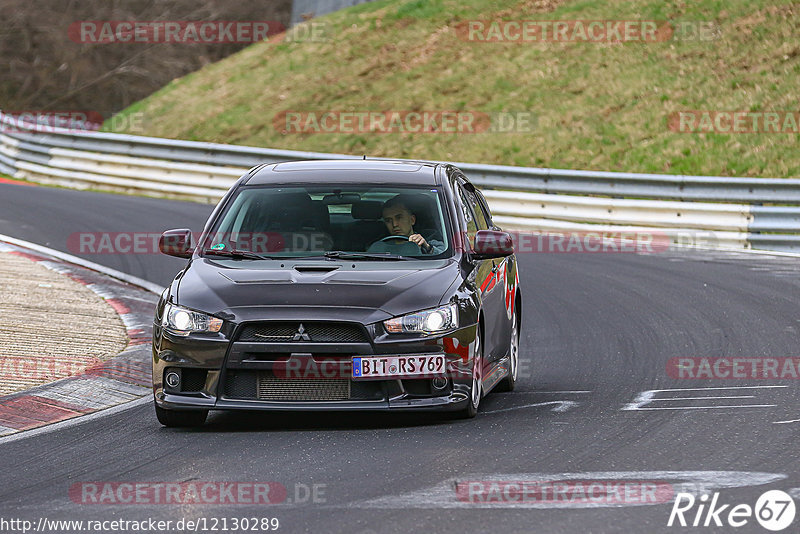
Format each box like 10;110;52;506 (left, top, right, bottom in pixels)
291;0;377;26
1;111;799;252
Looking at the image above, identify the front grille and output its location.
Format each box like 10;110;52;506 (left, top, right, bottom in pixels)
222;370;383;402
257;371;349;401
182;369;207;392
237;322;369;343
350;380;384;400
224;370;258;399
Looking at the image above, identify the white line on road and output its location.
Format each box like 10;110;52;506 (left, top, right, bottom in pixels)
484;401;578;414
648;385;788;391
350;471;786;510
514;390;592;394
629;404;776;410
653;396;756;401
622;385;787;411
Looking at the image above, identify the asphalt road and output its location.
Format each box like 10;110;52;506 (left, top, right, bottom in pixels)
1;181;799;534
0;183;215;287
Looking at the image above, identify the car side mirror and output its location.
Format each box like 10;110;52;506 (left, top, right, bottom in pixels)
159;229;193;258
472;230;514;259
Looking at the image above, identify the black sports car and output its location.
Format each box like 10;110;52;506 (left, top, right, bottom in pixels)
152;159;521;426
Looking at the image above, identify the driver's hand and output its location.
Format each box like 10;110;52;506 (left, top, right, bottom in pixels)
409;233;431;252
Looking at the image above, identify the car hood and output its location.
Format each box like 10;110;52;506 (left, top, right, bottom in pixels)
175;258;461;324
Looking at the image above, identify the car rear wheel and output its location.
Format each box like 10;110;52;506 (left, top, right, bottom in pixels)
155;404;208;427
496;310;519;392
455;328;482;419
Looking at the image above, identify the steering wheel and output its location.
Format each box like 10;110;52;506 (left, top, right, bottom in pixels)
372;234;422;254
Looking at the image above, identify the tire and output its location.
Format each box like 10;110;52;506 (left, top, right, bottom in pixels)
454;327;483;419
496;310;519;393
155;404;208;427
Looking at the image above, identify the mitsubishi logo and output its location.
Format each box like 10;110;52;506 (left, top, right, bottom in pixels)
292;323;311;342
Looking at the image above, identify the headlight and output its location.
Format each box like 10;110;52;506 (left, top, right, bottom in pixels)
162;303;223;336
384;303;458;335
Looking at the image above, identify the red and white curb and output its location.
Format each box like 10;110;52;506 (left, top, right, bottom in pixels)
0;240;158;436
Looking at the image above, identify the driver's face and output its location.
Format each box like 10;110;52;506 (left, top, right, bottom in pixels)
382;205;416;236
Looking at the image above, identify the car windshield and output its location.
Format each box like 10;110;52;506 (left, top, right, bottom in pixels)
202;185;451;259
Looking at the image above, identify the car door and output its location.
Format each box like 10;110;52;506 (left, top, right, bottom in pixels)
476;188;513;357
455;179;505;365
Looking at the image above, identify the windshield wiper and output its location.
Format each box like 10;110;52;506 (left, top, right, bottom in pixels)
322;251;411;261
203;248;271;260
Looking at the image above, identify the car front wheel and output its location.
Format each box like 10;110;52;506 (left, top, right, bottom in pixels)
455;328;483;419
496;310;519;392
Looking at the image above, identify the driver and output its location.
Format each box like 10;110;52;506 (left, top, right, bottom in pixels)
367;195;445;254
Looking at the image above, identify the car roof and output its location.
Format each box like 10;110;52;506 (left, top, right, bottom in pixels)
245;159;443;186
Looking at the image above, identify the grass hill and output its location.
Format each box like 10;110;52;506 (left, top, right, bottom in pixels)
106;0;800;177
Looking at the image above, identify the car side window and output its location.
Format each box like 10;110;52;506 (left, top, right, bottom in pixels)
475;190;494;228
468;191;489;231
458;181;489;231
456;184;478;248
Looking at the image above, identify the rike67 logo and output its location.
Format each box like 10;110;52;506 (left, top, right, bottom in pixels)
668;490;795;531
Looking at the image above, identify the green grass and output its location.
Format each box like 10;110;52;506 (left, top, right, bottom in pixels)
106;0;800;177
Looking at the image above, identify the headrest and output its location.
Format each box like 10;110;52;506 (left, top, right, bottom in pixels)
351;200;383;220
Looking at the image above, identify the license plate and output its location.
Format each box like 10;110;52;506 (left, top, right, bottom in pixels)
352;354;446;379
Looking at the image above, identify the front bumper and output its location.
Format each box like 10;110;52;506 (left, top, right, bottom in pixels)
158;392;471;412
152;320;477;413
